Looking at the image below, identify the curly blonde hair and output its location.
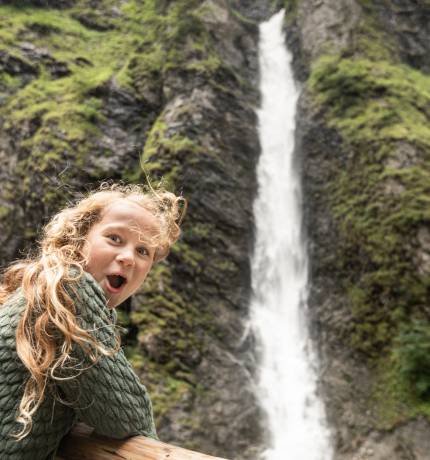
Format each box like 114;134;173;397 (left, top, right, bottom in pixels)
0;183;186;439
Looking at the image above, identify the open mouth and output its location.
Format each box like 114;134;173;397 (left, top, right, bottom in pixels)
106;274;127;291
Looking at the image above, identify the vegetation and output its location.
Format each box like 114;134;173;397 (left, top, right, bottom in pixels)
283;0;298;21
310;55;430;355
0;0;235;208
395;322;430;399
307;3;430;427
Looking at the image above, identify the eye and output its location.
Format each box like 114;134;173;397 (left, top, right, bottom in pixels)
137;246;149;257
107;234;121;243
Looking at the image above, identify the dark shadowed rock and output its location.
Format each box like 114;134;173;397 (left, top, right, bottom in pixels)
0;0;75;6
366;0;430;73
0;49;39;77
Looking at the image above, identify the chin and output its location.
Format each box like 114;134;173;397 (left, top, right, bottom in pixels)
105;297;117;308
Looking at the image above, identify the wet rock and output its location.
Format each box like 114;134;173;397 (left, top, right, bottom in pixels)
0;0;74;6
284;0;361;78
18;42;71;78
345;418;430;460
368;0;430;73
0;49;39;77
298;0;361;62
71;12;116;31
416;227;430;277
230;0;274;22
73;56;93;67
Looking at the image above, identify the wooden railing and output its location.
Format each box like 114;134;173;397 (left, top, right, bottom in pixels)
57;424;229;460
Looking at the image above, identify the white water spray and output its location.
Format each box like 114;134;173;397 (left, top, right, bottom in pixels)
250;10;333;460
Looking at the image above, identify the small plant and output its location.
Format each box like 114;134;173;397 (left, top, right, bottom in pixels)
395;321;430;399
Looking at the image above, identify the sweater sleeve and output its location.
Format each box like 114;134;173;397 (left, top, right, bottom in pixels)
57;272;157;440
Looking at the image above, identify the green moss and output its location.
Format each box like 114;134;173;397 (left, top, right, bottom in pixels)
131;262;203;346
212;259;237;274
0;6;92;38
395;322;430;398
123;254;211;431
372;356;418;428
119;0;225;88
121;164;145;184
230;8;257;26
308;38;430;432
171;241;204;271
311;57;430;146
284;0;299;21
0;206;11;219
141;115;204;188
0;72;22;91
144;359;195;425
310;57;430;306
1;0;228;201
372;344;430;429
124;346;146;370
116;308;131;327
348;5;397;61
189;223;212;238
0;5;123;190
143;120;202;160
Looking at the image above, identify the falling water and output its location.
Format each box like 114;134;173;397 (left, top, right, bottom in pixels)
250;10;333;460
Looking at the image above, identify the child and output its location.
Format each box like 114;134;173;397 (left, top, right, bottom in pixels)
0;183;185;460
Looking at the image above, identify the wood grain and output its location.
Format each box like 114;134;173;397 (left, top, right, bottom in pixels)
57;424;229;460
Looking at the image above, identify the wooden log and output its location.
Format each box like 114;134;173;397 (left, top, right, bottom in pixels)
57;423;229;460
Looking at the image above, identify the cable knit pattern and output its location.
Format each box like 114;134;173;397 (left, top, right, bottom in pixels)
0;272;156;460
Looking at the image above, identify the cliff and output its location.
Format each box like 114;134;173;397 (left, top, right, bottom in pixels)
0;1;265;458
1;0;429;459
284;0;430;458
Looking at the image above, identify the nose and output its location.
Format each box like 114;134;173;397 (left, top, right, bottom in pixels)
116;247;135;267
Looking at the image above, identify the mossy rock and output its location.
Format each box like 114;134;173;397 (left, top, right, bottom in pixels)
309;55;430;357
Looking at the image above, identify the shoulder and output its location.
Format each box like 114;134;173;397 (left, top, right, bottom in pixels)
0;289;25;334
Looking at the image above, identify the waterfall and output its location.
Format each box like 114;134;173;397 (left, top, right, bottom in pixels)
249;10;333;460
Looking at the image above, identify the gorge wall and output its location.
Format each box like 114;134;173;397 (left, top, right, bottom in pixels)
0;1;268;458
1;1;429;459
284;0;430;459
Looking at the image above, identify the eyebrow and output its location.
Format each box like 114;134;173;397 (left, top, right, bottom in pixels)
102;224;157;245
102;224;128;231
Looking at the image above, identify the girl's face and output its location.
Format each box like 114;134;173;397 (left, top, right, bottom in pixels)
82;199;160;308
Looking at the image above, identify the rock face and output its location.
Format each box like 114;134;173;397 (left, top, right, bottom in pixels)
0;1;268;458
286;0;430;458
2;0;429;458
369;0;430;73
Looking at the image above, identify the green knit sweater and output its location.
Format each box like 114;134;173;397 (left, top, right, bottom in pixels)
0;271;157;460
